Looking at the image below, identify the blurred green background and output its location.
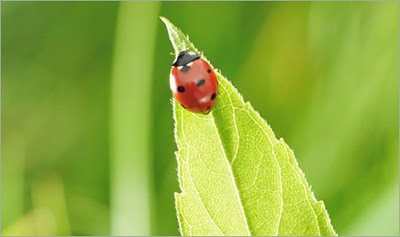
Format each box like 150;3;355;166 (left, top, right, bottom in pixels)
1;1;398;236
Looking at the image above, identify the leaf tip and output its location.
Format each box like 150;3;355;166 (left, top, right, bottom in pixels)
159;16;170;26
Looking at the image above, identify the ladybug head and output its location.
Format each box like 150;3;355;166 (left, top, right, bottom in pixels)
172;50;200;66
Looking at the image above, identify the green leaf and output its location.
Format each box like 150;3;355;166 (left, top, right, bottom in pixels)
161;17;337;236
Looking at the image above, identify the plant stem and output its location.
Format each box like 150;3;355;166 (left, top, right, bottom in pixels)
110;2;159;235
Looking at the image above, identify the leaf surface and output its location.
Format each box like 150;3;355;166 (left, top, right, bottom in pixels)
161;17;336;236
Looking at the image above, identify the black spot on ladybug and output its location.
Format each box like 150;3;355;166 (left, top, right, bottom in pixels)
173;50;200;66
180;65;191;72
177;86;185;93
211;93;217;100
207;105;211;110
207;69;212;73
196;79;205;87
181;104;186;109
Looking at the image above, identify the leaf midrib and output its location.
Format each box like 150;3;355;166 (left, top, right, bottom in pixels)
180;111;225;235
210;109;251;235
211;79;288;235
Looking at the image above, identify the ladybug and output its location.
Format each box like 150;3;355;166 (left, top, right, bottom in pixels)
169;50;218;114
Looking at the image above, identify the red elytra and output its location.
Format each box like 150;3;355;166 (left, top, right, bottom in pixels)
170;50;218;114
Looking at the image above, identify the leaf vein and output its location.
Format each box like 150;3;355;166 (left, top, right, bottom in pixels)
244;108;284;235
282;143;321;235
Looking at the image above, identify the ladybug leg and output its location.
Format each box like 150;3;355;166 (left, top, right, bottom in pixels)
202;105;212;115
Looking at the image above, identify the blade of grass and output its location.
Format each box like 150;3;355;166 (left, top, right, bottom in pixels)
1;133;25;233
31;173;71;235
110;2;159;235
345;181;399;236
3;173;70;235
